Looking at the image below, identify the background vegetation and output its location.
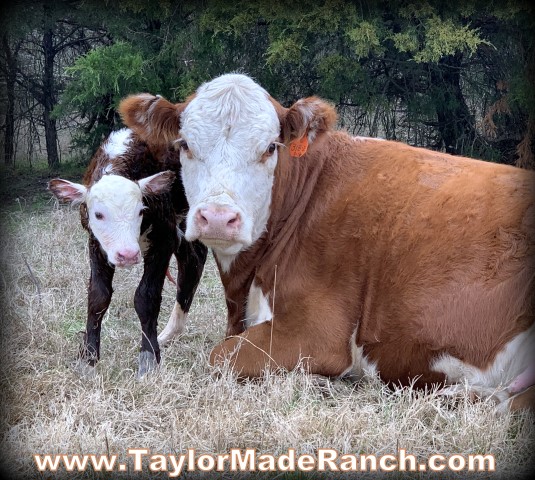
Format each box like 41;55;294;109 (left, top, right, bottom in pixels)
1;0;534;182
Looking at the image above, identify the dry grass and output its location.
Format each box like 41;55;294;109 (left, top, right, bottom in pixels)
0;202;534;479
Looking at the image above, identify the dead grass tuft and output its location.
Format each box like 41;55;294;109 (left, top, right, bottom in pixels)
0;203;534;478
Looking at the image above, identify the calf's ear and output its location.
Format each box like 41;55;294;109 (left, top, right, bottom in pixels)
138;171;176;196
119;94;186;146
279;96;337;147
48;179;87;204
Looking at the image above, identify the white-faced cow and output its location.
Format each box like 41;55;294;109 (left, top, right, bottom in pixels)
49;128;207;376
119;74;535;410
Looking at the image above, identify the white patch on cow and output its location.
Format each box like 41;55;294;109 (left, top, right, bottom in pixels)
102;163;114;176
216;253;236;274
340;328;379;380
158;301;187;346
353;136;385;142
86;174;145;267
431;323;535;402
179;74;280;265
244;281;273;328
103;128;133;159
138;225;152;255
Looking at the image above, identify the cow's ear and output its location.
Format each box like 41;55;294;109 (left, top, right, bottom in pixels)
280;96;337;146
48;179;87;204
138;171;176;196
119;94;186;145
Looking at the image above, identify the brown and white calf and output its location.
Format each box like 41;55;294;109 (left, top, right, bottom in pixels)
49;128;207;376
119;74;535;410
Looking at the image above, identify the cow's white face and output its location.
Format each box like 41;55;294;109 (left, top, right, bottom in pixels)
178;74;281;268
119;74;338;271
49;171;174;268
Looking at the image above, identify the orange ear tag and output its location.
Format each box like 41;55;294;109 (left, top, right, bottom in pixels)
289;135;309;158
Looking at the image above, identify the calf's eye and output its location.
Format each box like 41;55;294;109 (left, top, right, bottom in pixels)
178;139;189;151
95;212;104;220
267;143;277;154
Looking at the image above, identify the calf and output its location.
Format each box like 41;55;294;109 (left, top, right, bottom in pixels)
49;128;207;376
120;74;534;410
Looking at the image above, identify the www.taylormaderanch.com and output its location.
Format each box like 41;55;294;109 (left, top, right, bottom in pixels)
34;448;496;475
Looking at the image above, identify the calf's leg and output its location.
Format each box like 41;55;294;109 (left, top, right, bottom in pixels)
135;244;172;377
82;236;114;366
158;239;207;346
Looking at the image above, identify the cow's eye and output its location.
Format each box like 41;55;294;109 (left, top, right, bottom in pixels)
139;209;143;217
178;139;189;151
95;212;104;220
267;143;277;155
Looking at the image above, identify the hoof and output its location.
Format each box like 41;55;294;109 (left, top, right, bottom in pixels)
137;351;159;379
157;331;173;347
72;359;97;378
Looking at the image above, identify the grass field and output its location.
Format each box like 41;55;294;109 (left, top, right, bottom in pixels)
0;180;534;479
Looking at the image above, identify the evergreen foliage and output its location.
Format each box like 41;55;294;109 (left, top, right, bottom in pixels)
1;0;534;166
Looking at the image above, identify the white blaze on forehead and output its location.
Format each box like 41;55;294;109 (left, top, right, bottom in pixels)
182;74;280;156
103;128;133;159
87;174;143;212
180;74;281;265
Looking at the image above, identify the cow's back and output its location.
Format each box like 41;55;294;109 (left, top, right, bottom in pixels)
288;134;535;385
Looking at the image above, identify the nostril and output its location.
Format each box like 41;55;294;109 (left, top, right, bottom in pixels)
196;205;241;235
197;209;209;226
117;249;140;263
227;213;241;228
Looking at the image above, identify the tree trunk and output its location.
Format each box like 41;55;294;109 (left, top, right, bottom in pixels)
430;53;477;156
42;27;59;168
1;34;16;166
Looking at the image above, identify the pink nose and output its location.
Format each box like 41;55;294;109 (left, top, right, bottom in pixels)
115;248;141;266
195;205;241;239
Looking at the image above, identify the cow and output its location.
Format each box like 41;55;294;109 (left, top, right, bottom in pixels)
48;128;207;377
119;73;535;410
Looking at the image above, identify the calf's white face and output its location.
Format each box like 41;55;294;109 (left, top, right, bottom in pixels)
85;175;145;267
178;75;281;267
49;172;173;268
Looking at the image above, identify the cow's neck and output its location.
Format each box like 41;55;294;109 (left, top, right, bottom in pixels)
217;137;328;332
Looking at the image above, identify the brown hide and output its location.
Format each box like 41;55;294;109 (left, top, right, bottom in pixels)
118;90;534;391
214;132;535;387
